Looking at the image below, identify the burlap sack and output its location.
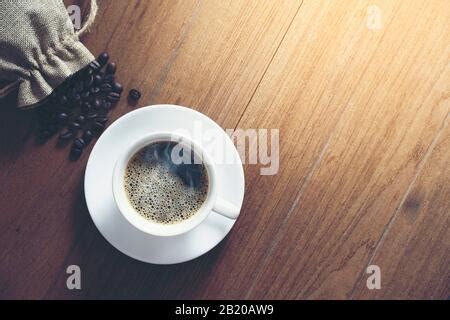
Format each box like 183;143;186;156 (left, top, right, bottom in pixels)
0;0;97;109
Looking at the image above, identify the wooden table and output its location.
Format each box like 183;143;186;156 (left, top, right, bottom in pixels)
1;0;448;299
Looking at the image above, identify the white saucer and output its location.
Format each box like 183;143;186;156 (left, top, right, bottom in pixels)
84;105;245;264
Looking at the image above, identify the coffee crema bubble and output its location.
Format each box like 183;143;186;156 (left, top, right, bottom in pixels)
124;141;209;224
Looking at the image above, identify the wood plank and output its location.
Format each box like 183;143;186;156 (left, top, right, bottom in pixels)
247;0;450;299
35;0;302;299
184;0;406;299
0;0;204;299
132;0;302;128
352;120;449;299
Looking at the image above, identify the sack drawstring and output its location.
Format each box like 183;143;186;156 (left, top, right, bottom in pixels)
75;0;98;37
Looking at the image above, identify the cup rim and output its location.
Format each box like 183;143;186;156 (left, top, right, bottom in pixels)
112;132;217;237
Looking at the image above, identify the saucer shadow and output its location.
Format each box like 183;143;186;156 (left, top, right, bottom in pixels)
0;91;35;160
50;174;229;299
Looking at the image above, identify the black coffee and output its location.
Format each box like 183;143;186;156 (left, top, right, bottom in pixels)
124;141;209;224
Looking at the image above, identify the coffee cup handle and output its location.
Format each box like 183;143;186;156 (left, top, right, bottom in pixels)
212;198;239;219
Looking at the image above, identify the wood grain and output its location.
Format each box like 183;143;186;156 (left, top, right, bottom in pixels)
352;120;449;299
186;0;407;299
246;0;450;299
0;0;448;299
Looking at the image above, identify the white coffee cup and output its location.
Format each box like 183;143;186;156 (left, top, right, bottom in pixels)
112;132;239;237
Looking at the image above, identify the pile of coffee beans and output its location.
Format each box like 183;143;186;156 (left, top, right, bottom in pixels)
35;52;123;160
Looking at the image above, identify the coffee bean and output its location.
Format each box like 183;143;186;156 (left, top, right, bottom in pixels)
112;82;123;93
103;74;115;83
105;62;116;74
67;87;77;99
97;52;109;66
77;115;86;123
81;91;90;100
73;138;85;149
70;122;81;130
59;130;73;140
90;86;100;94
103;101;112;110
82;102;92;111
100;83;112;93
70;146;82;160
57;112;68;122
86;112;98;119
74;81;84;93
82;130;93;144
93;98;102;109
85;67;93;76
89;60;101;71
84;75;94;88
59;95;68;105
128;89;141;101
107;92;121;102
95;116;108;124
94;74;103;85
92;121;105;132
73;93;81;102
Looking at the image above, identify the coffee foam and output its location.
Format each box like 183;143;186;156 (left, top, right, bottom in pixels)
124;142;209;224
